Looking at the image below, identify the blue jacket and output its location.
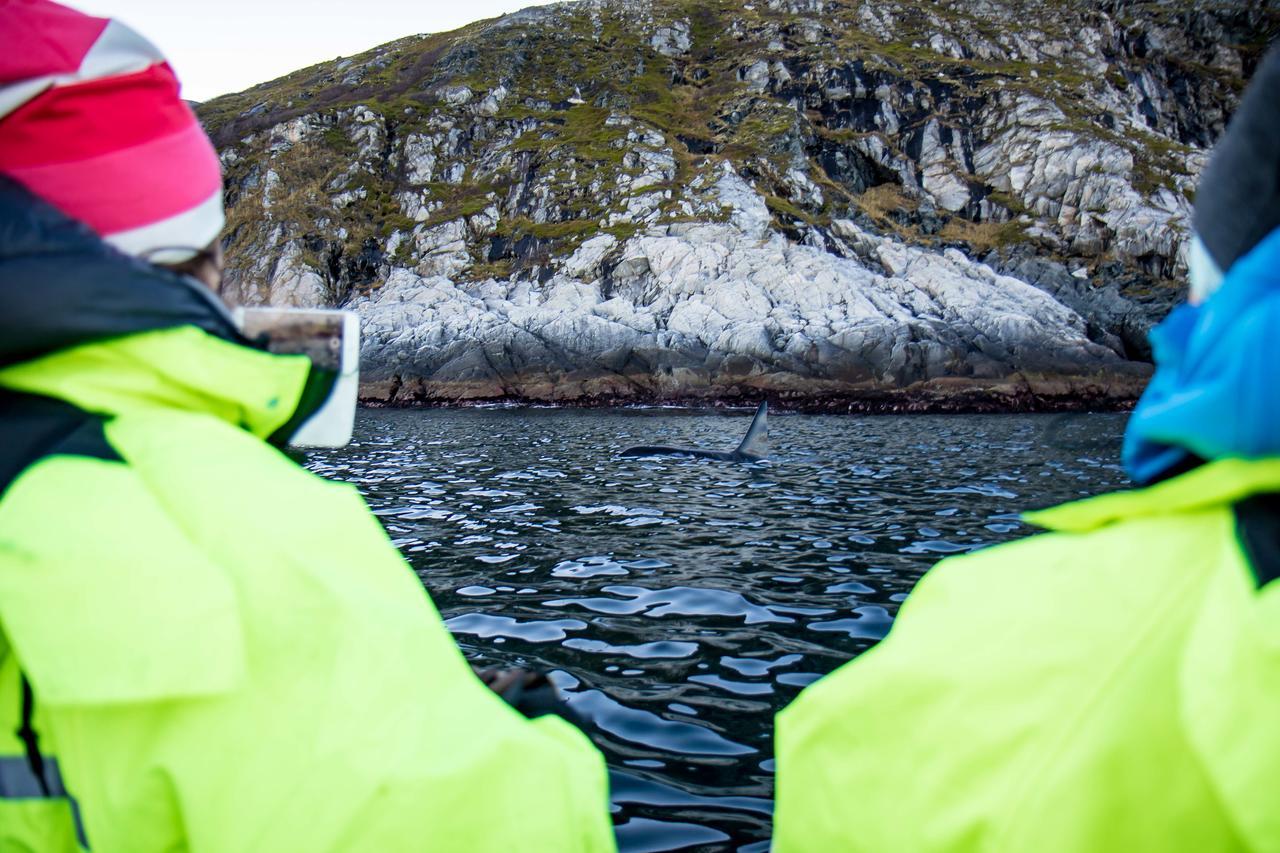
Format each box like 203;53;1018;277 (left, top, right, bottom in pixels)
1125;225;1280;483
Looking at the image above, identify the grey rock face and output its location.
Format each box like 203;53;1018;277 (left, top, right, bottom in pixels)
985;248;1181;363
353;185;1143;406
202;0;1276;407
651;19;691;57
972;93;1199;275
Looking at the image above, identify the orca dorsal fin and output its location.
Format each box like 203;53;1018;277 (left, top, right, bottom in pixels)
734;401;769;459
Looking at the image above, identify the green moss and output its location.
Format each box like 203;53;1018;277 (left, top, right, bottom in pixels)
466;259;514;280
391;235;417;267
602;221;642;241
420;183;499;229
984;190;1027;215
856;183;917;216
498;216;599;240
321;125;354;152
502;103;630;167
765;193;818;225
938;218;1028;252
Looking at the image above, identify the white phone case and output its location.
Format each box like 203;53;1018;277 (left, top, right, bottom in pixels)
233;307;361;447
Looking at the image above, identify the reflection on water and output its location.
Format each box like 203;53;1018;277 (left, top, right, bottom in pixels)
306;408;1130;849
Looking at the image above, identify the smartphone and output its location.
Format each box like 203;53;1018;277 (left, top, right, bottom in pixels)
233;307;360;447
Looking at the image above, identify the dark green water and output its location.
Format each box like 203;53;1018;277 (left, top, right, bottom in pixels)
306;408;1130;851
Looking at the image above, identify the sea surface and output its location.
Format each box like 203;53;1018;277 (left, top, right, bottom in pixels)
306;407;1130;850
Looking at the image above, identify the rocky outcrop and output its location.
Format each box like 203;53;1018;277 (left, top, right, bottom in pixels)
356;216;1149;410
199;0;1277;409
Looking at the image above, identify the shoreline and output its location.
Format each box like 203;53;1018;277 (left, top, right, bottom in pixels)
359;373;1151;415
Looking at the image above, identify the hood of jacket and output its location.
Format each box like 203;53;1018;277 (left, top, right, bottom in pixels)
1122;224;1280;484
0;176;329;441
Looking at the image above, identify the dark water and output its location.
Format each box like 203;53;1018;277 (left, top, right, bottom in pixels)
306;408;1130;850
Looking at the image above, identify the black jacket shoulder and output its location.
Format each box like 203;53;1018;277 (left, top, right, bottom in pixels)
0;176;243;369
0;390;121;499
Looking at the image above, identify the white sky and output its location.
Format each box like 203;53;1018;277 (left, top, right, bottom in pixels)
69;0;565;102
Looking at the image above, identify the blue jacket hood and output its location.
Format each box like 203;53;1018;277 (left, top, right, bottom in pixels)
1124;225;1280;483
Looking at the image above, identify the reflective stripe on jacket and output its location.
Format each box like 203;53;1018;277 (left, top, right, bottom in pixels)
0;641;86;852
774;457;1280;851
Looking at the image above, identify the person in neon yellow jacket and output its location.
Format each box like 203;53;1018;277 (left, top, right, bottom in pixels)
775;48;1280;852
0;4;613;850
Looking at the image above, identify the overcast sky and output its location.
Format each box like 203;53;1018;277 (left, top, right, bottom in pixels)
71;0;565;102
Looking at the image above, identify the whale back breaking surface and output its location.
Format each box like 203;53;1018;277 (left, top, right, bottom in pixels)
618;402;769;462
617;445;735;460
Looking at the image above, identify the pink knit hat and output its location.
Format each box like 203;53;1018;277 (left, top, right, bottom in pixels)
0;0;224;263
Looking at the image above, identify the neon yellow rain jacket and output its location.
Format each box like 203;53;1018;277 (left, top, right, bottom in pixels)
0;181;614;850
775;457;1280;851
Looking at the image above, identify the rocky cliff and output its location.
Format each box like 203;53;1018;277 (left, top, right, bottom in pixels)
198;0;1277;410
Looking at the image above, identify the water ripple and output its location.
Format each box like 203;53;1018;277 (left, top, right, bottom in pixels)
445;613;587;642
308;408;1130;850
571;689;757;756
548;586;799;625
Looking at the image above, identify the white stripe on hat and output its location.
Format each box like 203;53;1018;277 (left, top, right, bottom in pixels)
103;188;225;264
0;78;60;121
0;19;164;119
80;19;166;78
